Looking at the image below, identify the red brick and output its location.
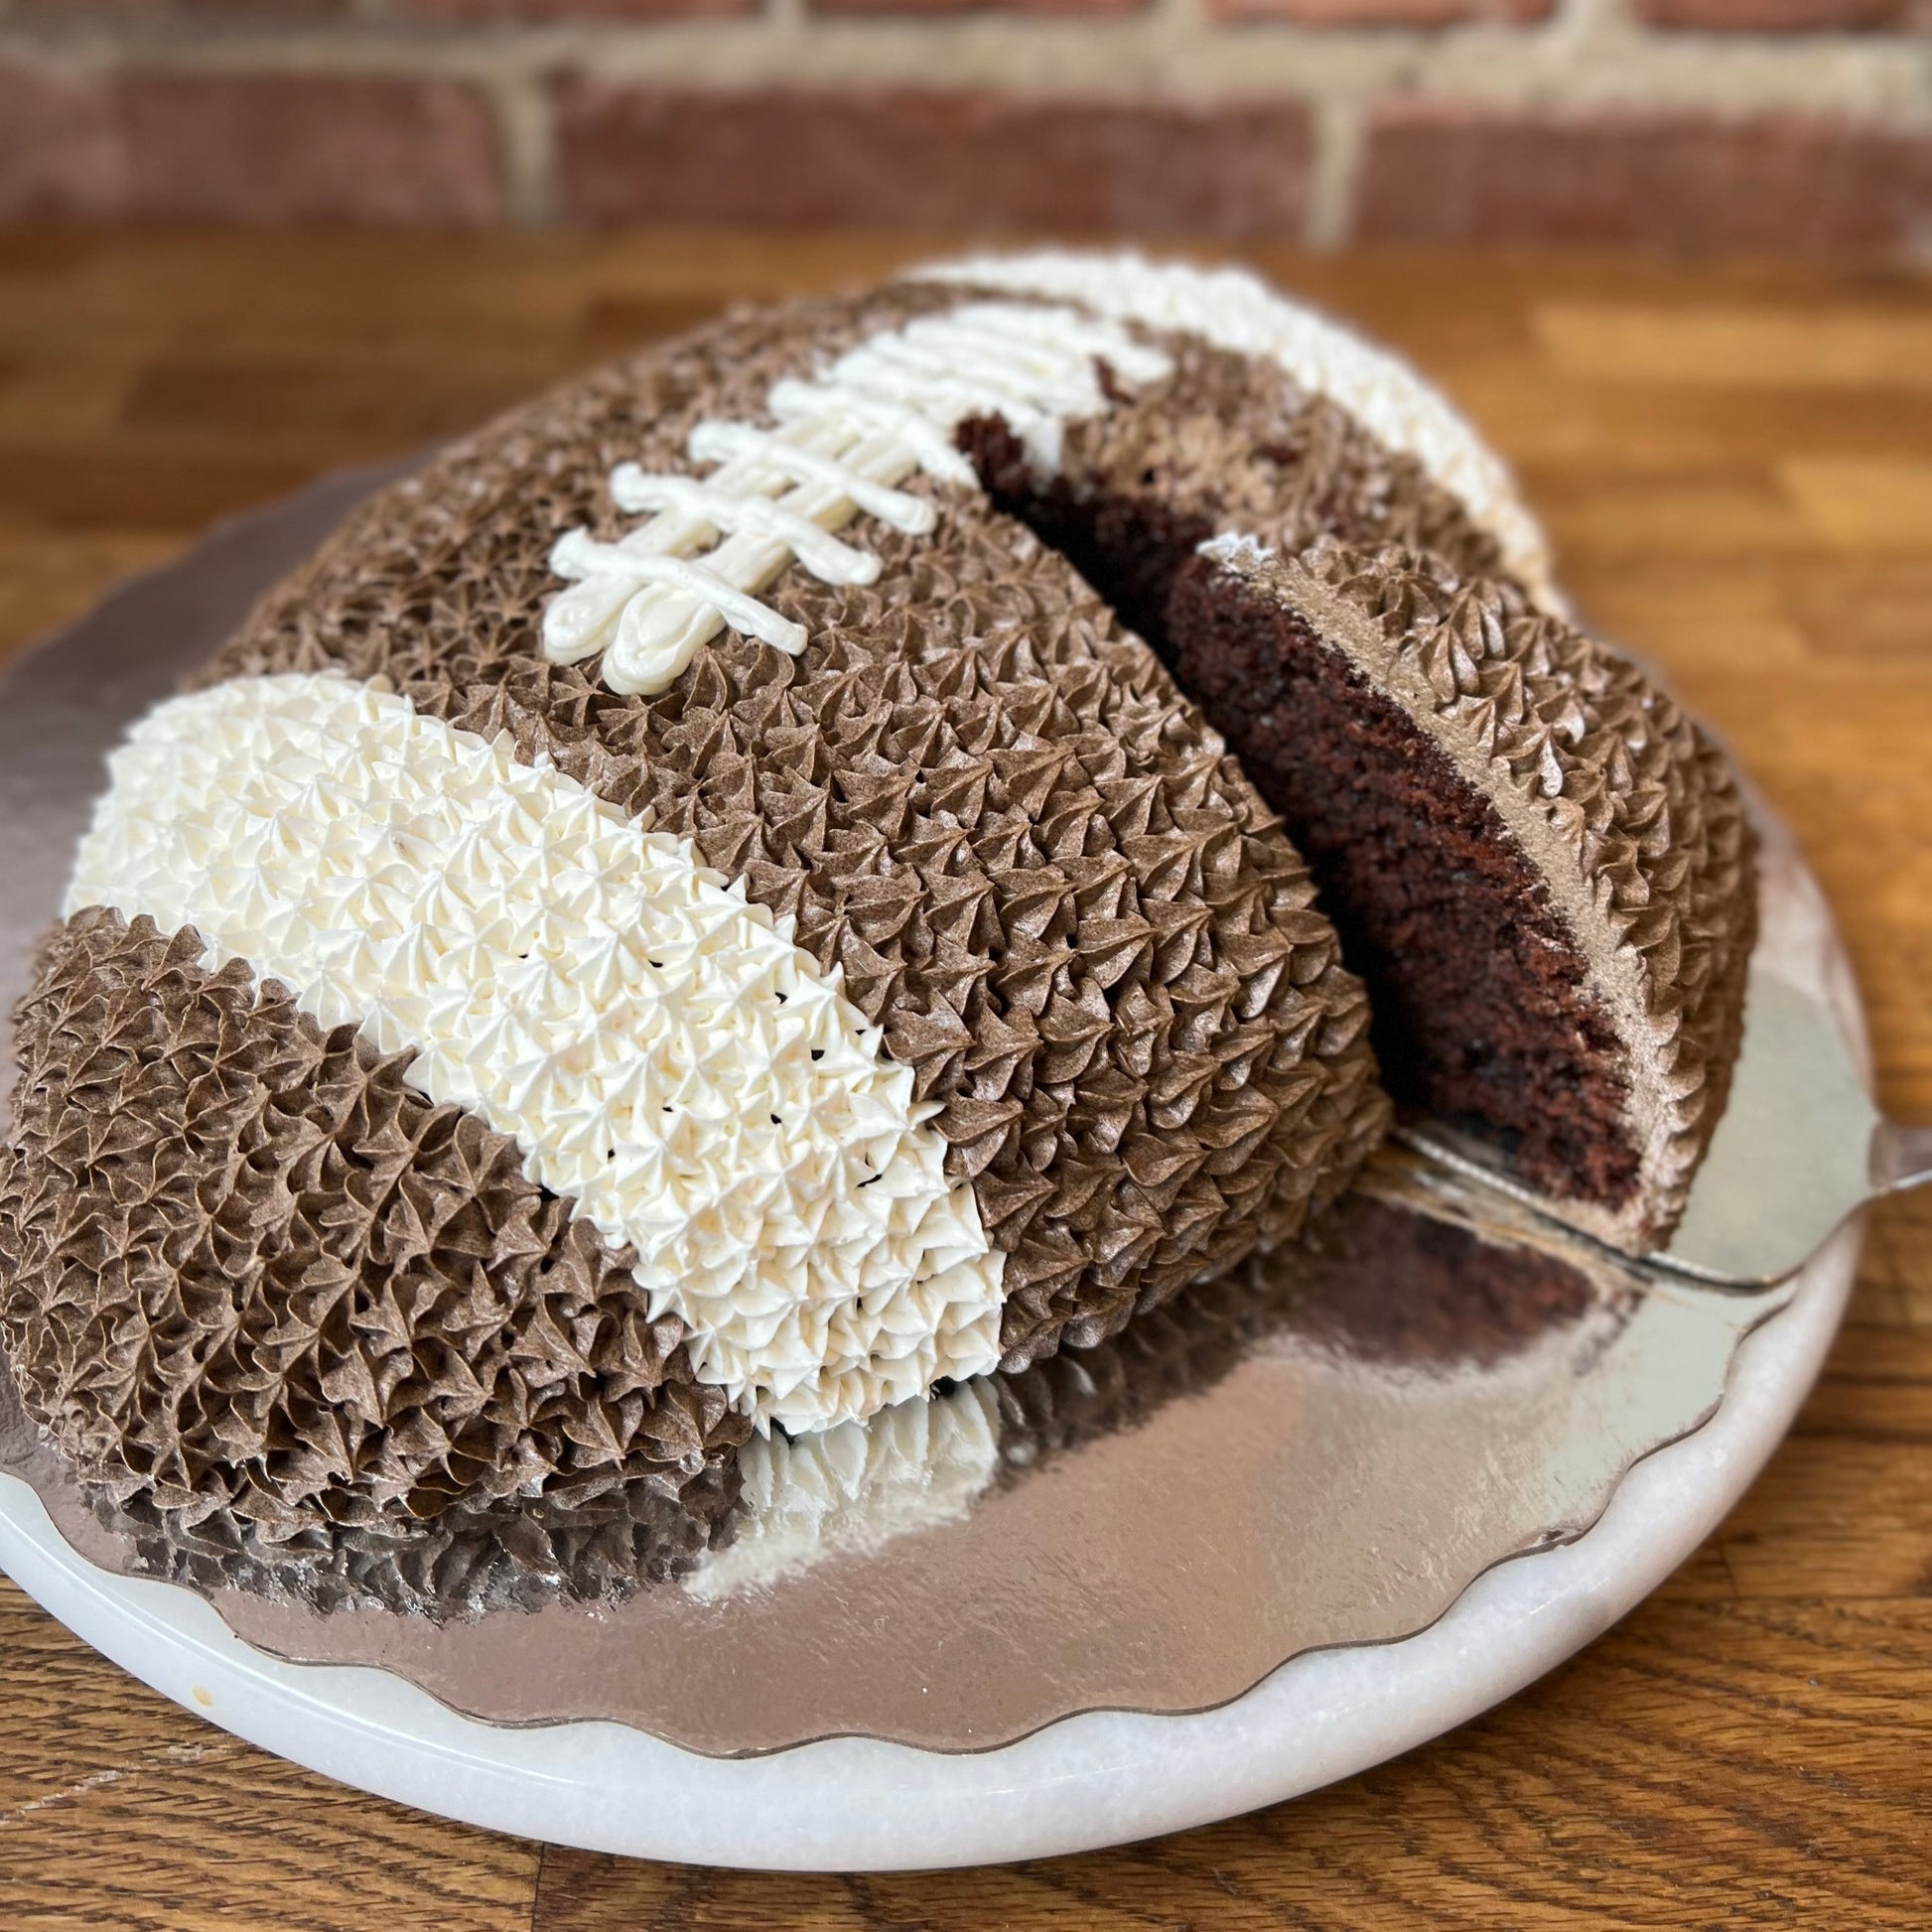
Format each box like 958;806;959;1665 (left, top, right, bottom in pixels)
1635;0;1916;25
810;0;1144;16
1213;0;1547;22
395;0;752;18
553;87;1311;234
0;66;504;225
1357;106;1932;254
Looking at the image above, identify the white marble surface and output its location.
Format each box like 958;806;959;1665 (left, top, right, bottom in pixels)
0;1210;1857;1870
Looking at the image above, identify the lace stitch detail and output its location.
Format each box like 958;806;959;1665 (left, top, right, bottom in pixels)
544;301;1173;699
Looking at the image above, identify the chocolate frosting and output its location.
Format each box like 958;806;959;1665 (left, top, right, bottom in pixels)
1055;330;1507;591
0;908;749;1540
199;283;1392;1368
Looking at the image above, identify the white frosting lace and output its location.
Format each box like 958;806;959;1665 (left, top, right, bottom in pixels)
67;673;1006;1435
686;1379;1002;1600
916;250;1563;614
543;301;1173;699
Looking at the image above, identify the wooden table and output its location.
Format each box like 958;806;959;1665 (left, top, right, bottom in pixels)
1;231;1929;1930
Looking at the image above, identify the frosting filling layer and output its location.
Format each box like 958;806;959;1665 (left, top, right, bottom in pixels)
66;672;1006;1432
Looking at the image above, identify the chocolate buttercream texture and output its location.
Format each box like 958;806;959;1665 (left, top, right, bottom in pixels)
203;284;1393;1368
0;908;749;1540
0;271;1751;1571
0;281;1407;1554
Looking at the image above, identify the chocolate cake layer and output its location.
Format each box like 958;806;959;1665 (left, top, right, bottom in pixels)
950;344;1752;1247
953;375;1755;1237
0;908;749;1537
1183;541;1757;1247
197;283;1393;1368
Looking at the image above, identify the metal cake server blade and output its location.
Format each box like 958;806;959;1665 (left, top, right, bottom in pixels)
1403;960;1932;1292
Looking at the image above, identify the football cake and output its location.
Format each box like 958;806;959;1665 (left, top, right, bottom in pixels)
0;251;1754;1554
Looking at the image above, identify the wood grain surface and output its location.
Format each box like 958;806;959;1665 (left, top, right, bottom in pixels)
1;231;1929;1930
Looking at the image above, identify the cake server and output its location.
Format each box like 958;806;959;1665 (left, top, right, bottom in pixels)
1403;959;1932;1291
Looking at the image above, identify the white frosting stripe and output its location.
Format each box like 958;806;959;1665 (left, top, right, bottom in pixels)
767;379;974;484
915;251;1561;612
67;673;1006;1434
544;300;1173;699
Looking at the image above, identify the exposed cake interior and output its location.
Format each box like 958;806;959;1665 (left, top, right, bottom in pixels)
960;415;1644;1217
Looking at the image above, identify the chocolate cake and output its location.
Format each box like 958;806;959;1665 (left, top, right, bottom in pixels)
0;249;1753;1553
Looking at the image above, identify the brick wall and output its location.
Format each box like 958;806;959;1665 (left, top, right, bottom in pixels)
0;0;1927;249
